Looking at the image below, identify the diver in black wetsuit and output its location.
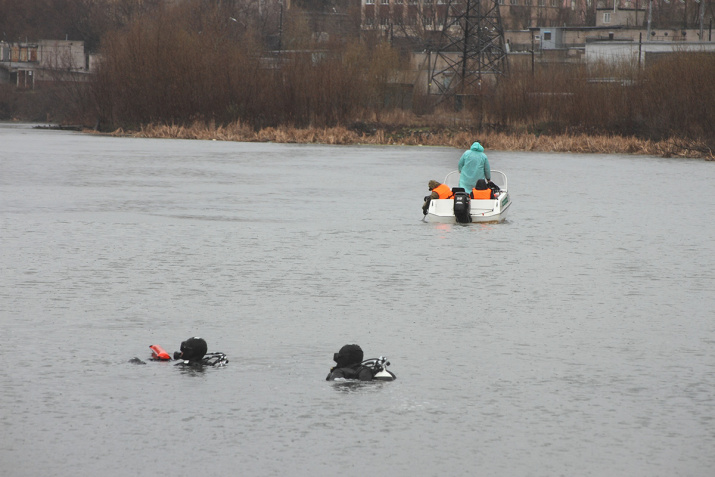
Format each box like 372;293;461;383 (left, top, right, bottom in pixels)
326;344;395;381
326;344;372;381
129;336;227;366
174;337;208;362
174;337;228;367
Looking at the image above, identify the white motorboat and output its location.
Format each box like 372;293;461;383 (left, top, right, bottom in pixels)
425;170;512;223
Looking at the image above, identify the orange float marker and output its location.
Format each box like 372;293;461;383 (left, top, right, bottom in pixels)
149;344;171;361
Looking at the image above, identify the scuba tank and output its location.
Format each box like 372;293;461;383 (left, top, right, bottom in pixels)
174;352;229;367
198;352;229;367
452;188;472;223
361;357;396;381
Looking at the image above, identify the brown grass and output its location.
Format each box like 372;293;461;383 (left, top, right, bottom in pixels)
85;120;714;160
81;4;713;161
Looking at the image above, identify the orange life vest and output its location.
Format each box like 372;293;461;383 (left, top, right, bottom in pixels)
471;188;493;200
433;183;453;199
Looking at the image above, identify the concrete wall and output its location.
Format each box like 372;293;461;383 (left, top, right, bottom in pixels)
38;40;86;71
586;40;715;65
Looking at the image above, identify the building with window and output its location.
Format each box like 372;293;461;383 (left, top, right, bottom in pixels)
359;0;590;37
0;40;90;89
595;0;645;27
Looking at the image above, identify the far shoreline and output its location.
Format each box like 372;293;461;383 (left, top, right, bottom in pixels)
80;122;714;161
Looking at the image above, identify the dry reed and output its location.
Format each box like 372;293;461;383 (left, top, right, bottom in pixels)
84;5;713;161
89;120;713;160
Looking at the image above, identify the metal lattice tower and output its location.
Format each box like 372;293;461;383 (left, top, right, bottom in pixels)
429;0;508;97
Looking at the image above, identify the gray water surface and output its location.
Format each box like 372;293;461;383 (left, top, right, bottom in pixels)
1;123;714;477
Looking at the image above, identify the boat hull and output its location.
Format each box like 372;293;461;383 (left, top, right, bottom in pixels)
426;193;511;224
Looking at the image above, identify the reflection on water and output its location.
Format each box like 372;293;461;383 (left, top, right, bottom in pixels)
329;380;390;394
1;123;714;476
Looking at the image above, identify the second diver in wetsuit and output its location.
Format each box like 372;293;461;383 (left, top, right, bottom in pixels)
326;344;396;381
174;337;228;367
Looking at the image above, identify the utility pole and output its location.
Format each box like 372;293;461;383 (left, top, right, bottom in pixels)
429;0;508;99
278;0;284;52
638;32;642;69
531;30;535;78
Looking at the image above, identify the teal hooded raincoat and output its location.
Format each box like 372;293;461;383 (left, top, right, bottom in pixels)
458;142;491;191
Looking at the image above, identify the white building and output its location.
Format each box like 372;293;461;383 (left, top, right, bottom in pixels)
0;40;89;88
586;39;715;65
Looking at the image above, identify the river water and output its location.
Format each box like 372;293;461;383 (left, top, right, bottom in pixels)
1;122;713;477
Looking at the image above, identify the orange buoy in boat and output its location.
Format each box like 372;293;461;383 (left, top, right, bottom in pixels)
150;344;171;361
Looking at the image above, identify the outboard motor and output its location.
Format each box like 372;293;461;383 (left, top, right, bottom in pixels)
452;188;472;223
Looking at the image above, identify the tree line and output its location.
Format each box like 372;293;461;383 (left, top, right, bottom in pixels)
0;0;712;150
90;2;714;147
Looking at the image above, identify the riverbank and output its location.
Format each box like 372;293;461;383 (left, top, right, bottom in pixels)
88;121;714;160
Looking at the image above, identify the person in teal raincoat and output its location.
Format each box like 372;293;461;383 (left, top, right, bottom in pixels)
458;141;491;191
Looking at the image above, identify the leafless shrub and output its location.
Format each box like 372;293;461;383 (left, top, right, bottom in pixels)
89;1;416;131
464;54;714;151
82;0;713;157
